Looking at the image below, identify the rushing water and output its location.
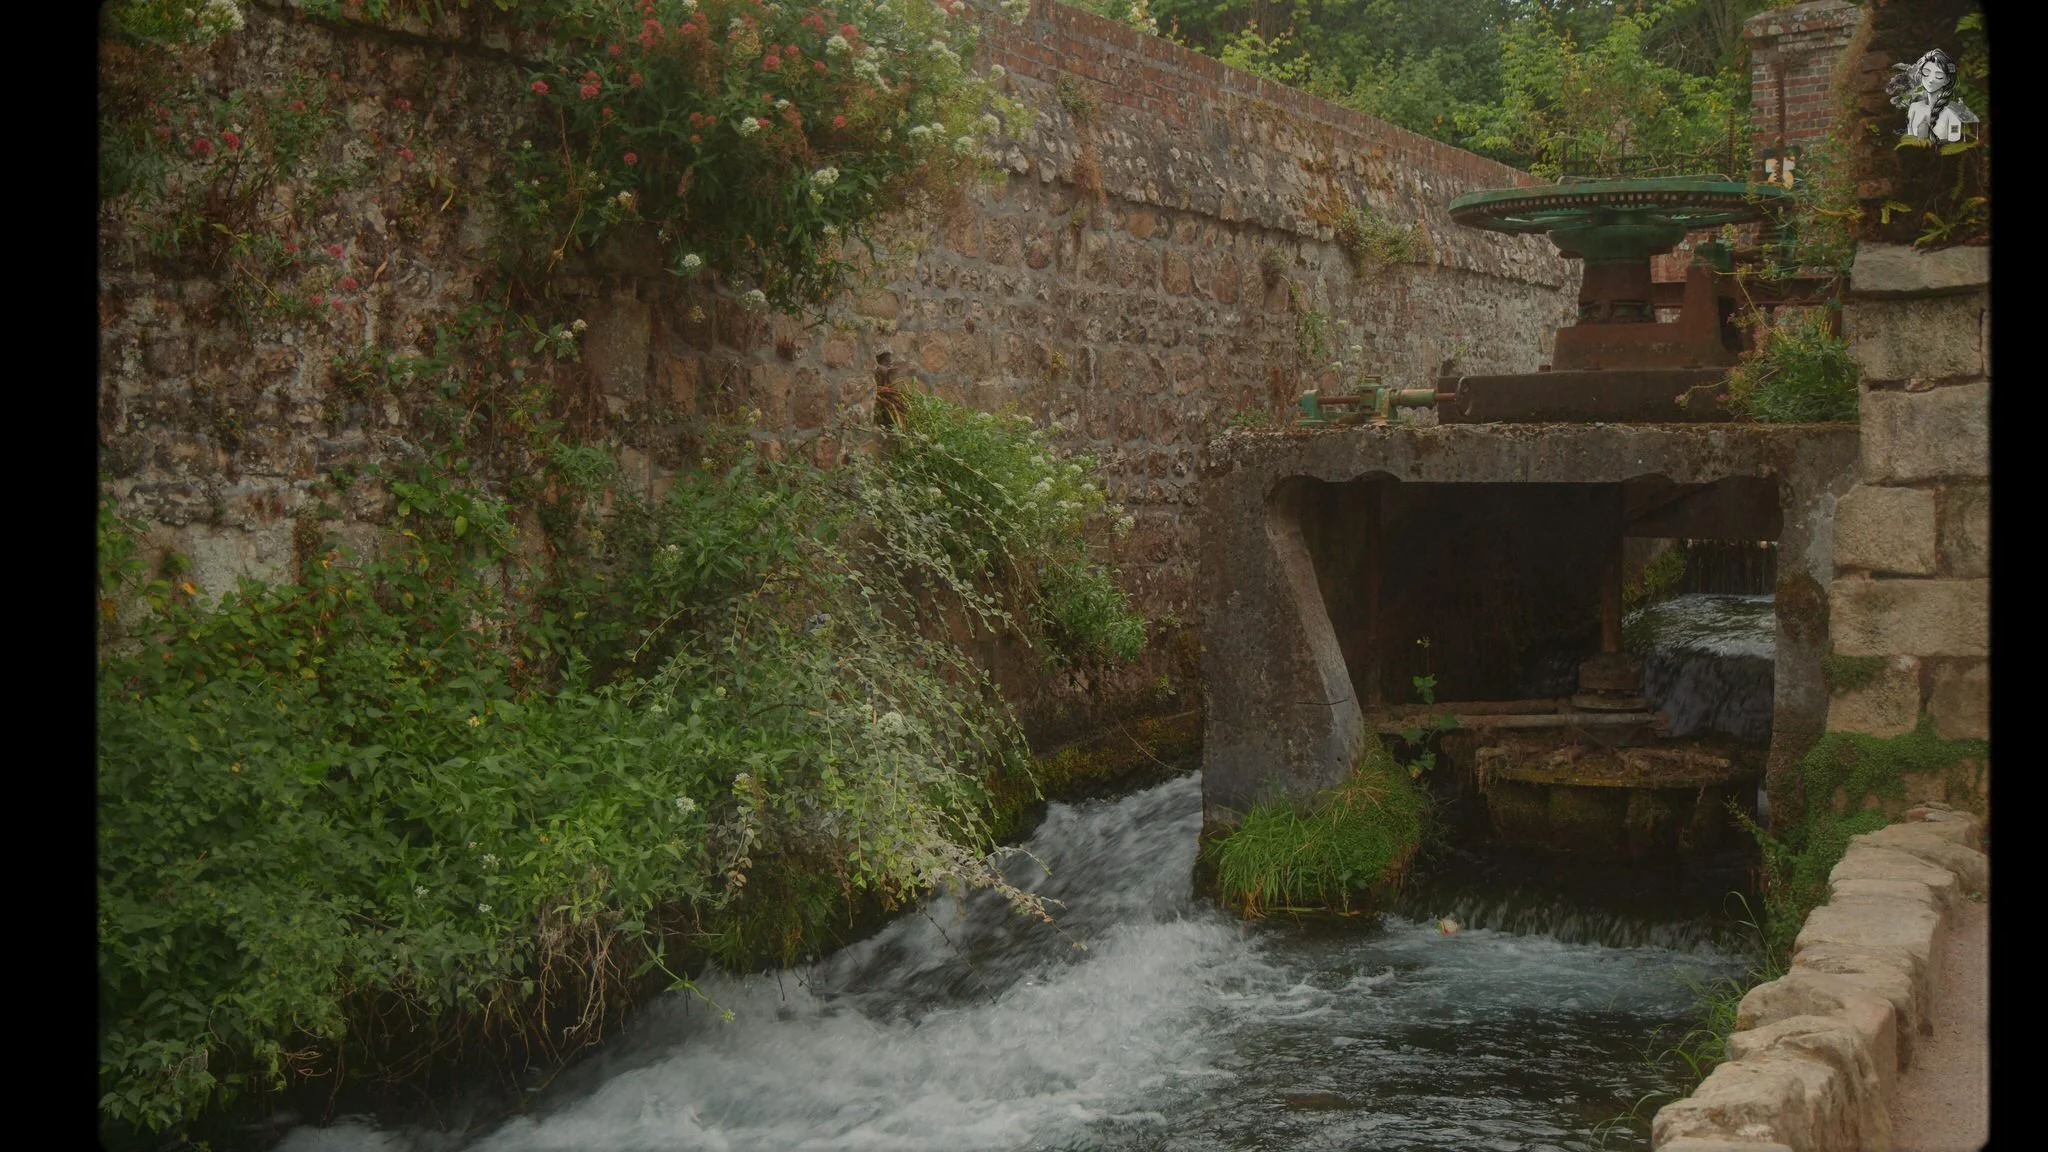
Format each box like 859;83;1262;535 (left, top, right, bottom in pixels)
1626;593;1776;747
277;774;1745;1152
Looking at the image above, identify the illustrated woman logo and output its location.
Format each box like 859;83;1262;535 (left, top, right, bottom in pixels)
1886;48;1978;144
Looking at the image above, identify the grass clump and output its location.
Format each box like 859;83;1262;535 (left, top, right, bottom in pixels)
1207;736;1429;917
1332;204;1422;275
1821;654;1888;694
1718;307;1860;424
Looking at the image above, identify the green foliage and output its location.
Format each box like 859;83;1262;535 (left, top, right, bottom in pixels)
1206;736;1429;916
1622;546;1686;616
1331;203;1421;274
1715;306;1858;423
103;0;248;46
1821;654;1887;694
96;388;1146;1135
493;0;1028;312
1740;719;1987;964
1065;0;1160;35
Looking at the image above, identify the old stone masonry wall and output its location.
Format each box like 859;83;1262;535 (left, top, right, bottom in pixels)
97;0;1574;734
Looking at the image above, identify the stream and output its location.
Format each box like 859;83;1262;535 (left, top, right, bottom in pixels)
277;771;1749;1152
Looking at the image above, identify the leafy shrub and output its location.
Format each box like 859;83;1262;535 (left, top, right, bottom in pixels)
1719;307;1859;424
97;393;1144;1136
1207;736;1429;917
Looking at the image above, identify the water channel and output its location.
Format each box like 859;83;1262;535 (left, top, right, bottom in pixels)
278;767;1753;1152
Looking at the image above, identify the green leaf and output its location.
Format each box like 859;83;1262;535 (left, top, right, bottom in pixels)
1939;140;1979;156
454;515;469;537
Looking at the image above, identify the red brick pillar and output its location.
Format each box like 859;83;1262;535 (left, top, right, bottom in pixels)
1743;0;1863;193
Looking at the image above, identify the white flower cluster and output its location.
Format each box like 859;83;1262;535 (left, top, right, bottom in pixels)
853;56;885;85
681;253;702;271
979;112;1002;136
907;124;934;144
875;710;910;737
951;134;979;156
737;116;763;137
826;33;852;55
774;98;792;111
1000;0;1029;21
679;0;696;10
675;795;698;815
811;166;839;188
926;38;959;67
742;288;769;310
200;0;244;34
988;64;1006;80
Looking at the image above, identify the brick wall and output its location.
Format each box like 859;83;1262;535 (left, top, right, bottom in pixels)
97;0;1576;741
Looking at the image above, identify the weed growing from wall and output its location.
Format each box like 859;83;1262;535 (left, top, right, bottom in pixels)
1705;306;1859;424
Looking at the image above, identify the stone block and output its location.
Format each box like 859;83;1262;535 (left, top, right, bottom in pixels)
584;295;652;403
1832;484;1935;574
854;290;900;320
1855;822;1987;895
1828;576;1987;657
1824;655;1920;737
1849;243;1989;296
1843;293;1986;382
1828;846;1962;917
1926;658;1988;741
1656;1141;1795;1152
1724;1016;1890;1146
1650;1050;1858;1151
1936;483;1988;577
1859;383;1988;482
1163;251;1192;295
1735;969;1901;1096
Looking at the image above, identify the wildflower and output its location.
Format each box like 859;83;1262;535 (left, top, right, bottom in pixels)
688;134;700;144
191;136;213;157
952;134;978;156
623;151;639;165
608;42;623;56
414;885;429;899
326;244;344;258
811;166;839;189
340;276;360;291
825;33;850;55
580;82;600;99
762;53;781;71
814;60;827;73
616;190;635;210
399;147;415;161
714;684;727;698
478;903;491;914
742;288;768;310
220;130;242;150
737;117;761;137
154;125;171;141
468;715;482;727
989;64;1006;79
832;114;847;130
875;710;909;736
309;294;325;307
289;99;307;112
331;298;348;310
531;79;550;95
675;795;698;815
682;253;702;270
522;139;533;150
775;98;792;110
629;72;644;88
200;0;244;32
689;305;707;323
482;853;499;868
907;124;933;143
393;97;412;111
839;22;858;39
571;318;588;332
679;0;696;11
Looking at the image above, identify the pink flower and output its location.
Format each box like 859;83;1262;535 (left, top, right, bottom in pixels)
832;115;846;129
680;22;697;35
583;69;600;81
607;43;623;56
394;97;412;111
191;136;213;157
628;72;644;88
326;244;345;258
340;276;361;291
399;147;415;161
601;106;615;120
221;131;241;150
309;295;325;307
689;134;701;144
290;100;307;113
762;54;780;71
757;117;771;129
839;23;857;39
284;240;299;253
580;82;601;99
331;298;348;310
154;125;171;141
531;79;550;95
623;151;638;165
814;60;827;73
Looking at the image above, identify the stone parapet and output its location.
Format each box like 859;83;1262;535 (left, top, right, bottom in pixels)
1651;808;1986;1151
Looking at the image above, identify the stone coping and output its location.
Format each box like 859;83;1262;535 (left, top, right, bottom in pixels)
1649;805;1987;1151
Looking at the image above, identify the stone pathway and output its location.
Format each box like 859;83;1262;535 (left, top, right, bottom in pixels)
1887;896;1988;1151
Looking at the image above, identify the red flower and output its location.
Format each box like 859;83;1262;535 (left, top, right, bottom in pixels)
839;23;857;39
607;43;623;56
326;244;345;258
757;117;771;129
394;97;412;111
580;82;601;99
584;70;600;82
284;240;299;253
623;152;639;165
154;125;172;141
762;54;780;71
602;106;615;120
832;115;847;129
689;134;701;144
680;22;697;35
340;276;361;291
223;131;244;150
289;100;307;113
309;295;325;307
190;136;213;157
629;72;644;88
531;80;550;95
331;298;348;310
814;60;827;73
399;147;415;161
786;43;799;55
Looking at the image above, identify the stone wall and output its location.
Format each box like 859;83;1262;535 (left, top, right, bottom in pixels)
96;0;1575;742
1824;244;1989;755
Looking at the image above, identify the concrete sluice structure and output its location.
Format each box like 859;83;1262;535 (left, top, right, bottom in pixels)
1196;421;1859;854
